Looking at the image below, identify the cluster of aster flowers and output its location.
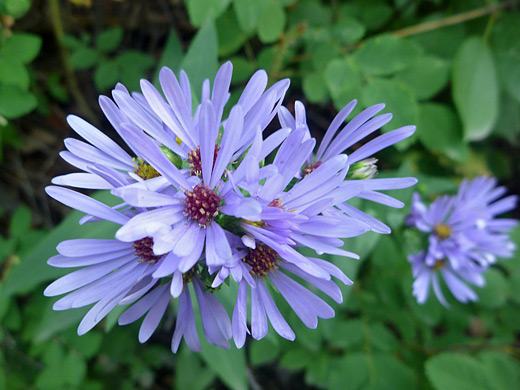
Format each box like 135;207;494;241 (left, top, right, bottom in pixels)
45;62;417;352
406;177;517;306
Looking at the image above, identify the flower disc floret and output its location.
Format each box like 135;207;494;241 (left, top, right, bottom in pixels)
183;183;222;227
133;158;161;180
188;145;220;177
302;161;323;178
434;223;452;239
133;237;164;263
243;245;278;277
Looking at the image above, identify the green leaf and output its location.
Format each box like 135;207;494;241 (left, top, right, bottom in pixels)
324;58;362;110
354;35;421;76
326;319;364;349
452;37;498;141
233;0;268;33
417;103;467;161
394;56;450;100
117;51;155;91
0;0;31;19
33;301;89;343
9;206;31;241
328;353;369;390
491;12;520;104
187;0;231;27
371;354;416;390
0;191;119;298
199;342;247;390
94;61;120;91
63;350;87;386
1;32;41;63
96;27;124;53
176;348;215;390
303;72;328;104
331;16;365;45
216;9;248;56
0;84;37;119
250;337;280;366
369;323;398;352
153;30;183;86
0;58;30;90
180;18;218;97
426;353;491;390
280;347;313;370
478;351;520;390
361;79;418;148
257;0;285;44
229;56;253;84
493;94;520;141
476;268;509;309
69;47;100;70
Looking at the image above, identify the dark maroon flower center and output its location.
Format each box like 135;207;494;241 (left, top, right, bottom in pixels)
302;161;323;178
184;183;222;227
187;145;220;177
133;237;163;263
243;244;278;277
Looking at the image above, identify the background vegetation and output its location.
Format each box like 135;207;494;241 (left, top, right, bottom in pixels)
1;0;519;389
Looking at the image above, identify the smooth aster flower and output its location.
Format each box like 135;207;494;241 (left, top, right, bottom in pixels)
278;99;417;234
406;177;517;305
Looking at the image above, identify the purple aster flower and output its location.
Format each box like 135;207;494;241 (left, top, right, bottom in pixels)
278;99;417;234
44;186;167;336
406;177;517;305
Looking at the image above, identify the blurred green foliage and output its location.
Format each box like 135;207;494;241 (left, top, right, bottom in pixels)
1;0;520;389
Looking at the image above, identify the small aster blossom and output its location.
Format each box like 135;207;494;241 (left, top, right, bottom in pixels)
406;177;518;306
278;99;417;234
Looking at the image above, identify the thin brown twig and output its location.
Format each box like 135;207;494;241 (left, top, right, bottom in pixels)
343;0;519;52
47;0;98;125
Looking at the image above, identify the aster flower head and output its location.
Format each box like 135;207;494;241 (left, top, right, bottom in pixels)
278;99;417;234
45;60;419;352
406;177;517;306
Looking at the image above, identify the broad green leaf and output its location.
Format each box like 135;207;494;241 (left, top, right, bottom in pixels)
187;0;231;27
176;348;215;390
63;350;87;386
452;37;498;141
418;103;467;161
288;0;331;27
117;51;155;91
0;84;37;119
96;27;124;53
94;61;120;91
476;268;509;309
69;47;100;70
180;18;218;96
9;206;31;240
493;94;520;142
280;347;313;370
369;323;398;352
1;32;41;63
216;9;248;56
326;319;364;349
394;56;450;100
257;0;285;44
233;0;268;33
478;351;520;390
426;353;491;390
199;342;247;390
33;301;89;343
328;353;369;390
491;12;520;104
0;191;119;298
302;72;328;103
324;58;362;110
0;0;31;18
153;30;183;86
35;342;67;390
354;35;421;76
371;354;416;389
0;58;29;90
332;16;365;44
250;337;280;366
361;79;418;148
